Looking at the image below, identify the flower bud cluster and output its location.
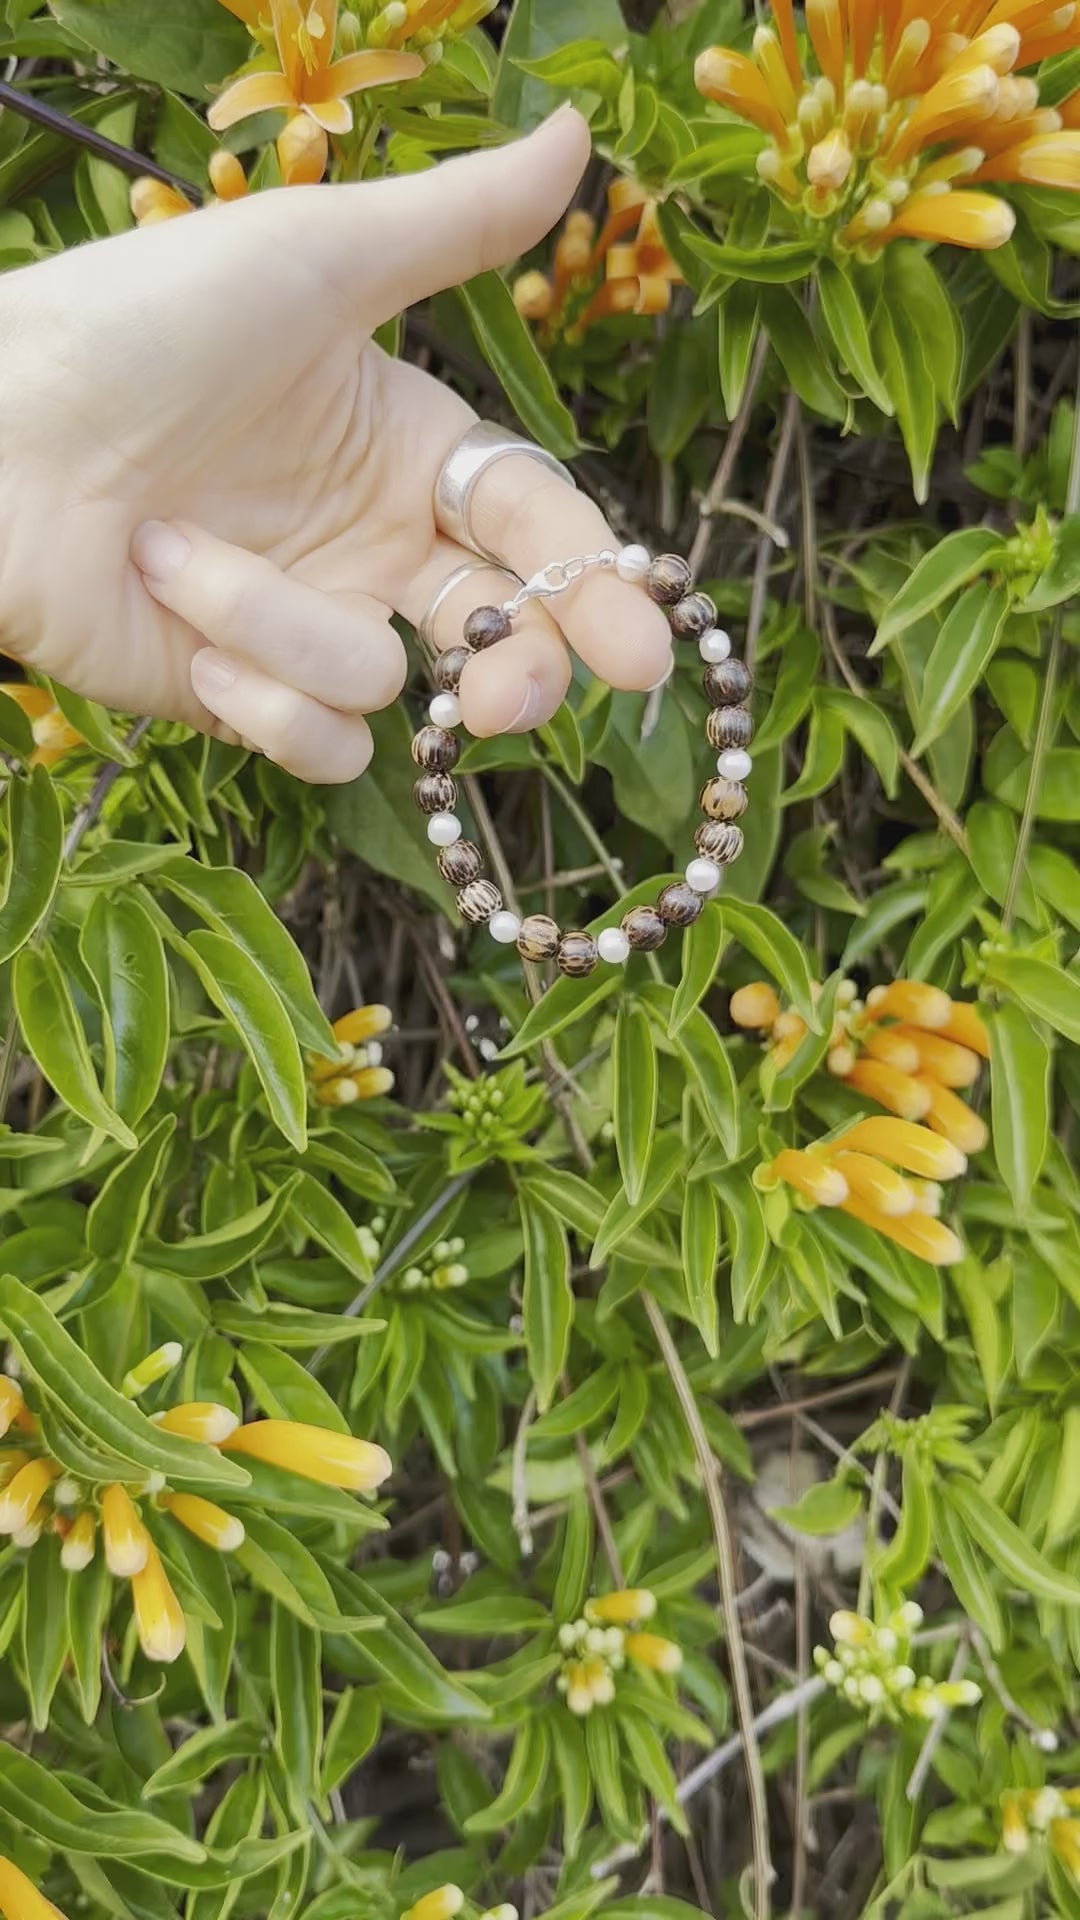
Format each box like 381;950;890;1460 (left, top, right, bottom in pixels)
815;1604;980;1725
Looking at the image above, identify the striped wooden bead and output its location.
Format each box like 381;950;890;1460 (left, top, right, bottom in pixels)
412;725;459;773
517;914;562;962
706;706;755;751
695;821;745;864
414;773;457;815
438;840;483;886
435;646;472;693
621;906;667;951
458;879;503;924
556;931;599;977
671;591;717;640
700;778;749;821
703;659;753;707
657;882;705;928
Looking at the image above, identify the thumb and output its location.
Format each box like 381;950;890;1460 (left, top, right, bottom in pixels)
262;107;591;323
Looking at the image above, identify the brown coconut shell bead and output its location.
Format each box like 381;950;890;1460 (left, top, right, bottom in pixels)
556;930;599;978
671;591;717;640
438;839;484;887
414;772;457;815
696;821;745;864
517;914;562;963
412;725;460;773
621;905;667;951
657;881;705;928
458;879;503;925
463;605;512;651
700;778;749;822
647;554;693;606
434;646;472;693
703;658;753;707
706;705;755;752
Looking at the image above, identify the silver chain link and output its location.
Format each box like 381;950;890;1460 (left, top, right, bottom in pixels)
503;550;618;615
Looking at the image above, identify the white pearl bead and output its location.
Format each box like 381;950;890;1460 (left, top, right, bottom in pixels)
597;927;631;964
615;543;651;583
699;628;732;664
489;911;522;945
429;692;461;729
717;748;752;782
427;812;461;847
686;857;721;894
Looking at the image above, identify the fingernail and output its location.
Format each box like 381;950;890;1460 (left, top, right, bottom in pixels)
132;520;190;583
646;652;675;693
191;650;238;700
507;675;548;732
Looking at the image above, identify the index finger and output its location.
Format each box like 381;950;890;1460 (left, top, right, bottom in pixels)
463;456;676;691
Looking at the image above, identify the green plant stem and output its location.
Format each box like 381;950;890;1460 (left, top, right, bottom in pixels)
689;330;770;577
643;1292;773;1920
1002;330;1080;930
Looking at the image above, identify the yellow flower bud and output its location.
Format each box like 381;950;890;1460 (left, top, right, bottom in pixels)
0;1458;58;1536
277;113;329;187
153;1402;240;1445
730;982;782;1030
0;1379;26;1440
0;1850;67;1920
865;981;953;1031
161;1491;245;1552
919;1078;989;1155
585;1588;657;1626
129;178;194;225
847;1057;933;1123
223;1420;392;1492
60;1511;96;1573
830;1151;915;1218
512;271;555;322
402;1889;464;1920
333;1004;393;1047
831;1116;966;1180
132;1543;186;1664
208;149;248;201
625;1631;682;1675
829;1609;873;1648
122;1342;182;1398
101;1484;151;1578
768;1147;848;1209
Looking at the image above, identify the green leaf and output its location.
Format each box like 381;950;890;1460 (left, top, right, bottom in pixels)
817;260;893;415
465;1718;551;1833
590;1134;684;1269
613;1000;657;1205
717;281;760;418
983;952;1080;1045
669;902;724;1037
13;942;136;1147
760;284;846;422
666;1000;740;1157
415;1593;550;1637
769;1477;862;1537
1047;1406;1080;1551
66;1548;110;1725
551;1712;593;1859
48;0;248;92
322;1689;382;1796
681;1177;719;1357
783;701;847;806
620;1714;685;1833
943;1478;1080;1606
520;1187;572;1412
182;929;308;1150
820;688;900;799
715;1172;769;1324
455;273;579;459
512;38;622;97
80;893;170;1125
142;1181;299;1280
86;1114;175;1266
911;581;1010;758
142;1722;262;1799
875;1454;932;1596
552;1496;593;1623
873;527;1006;650
585;1707;631;1837
68;839;191;887
716;899;819;1028
873;290;938;504
214;1302;381;1348
153;858;332;1054
989;1001;1050;1213
674;222;822;284
326;703;453;915
0;1743;205;1860
0;767;63;964
538;701;586;785
289;1171;375;1285
22;1534;68;1732
0;1275;249;1491
323;1564;491;1722
886;243;961;420
47;680;137;760
492;0;623;129
273;1607;323;1815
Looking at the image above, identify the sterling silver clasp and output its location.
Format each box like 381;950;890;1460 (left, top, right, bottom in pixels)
504;550;617;615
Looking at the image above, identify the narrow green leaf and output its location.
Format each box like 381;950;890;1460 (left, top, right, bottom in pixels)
142;1180;299;1280
86;1114;176;1266
322;1689;382;1797
769;1478;862;1537
182;929;308;1149
932;1485;1004;1648
984;952;1080;1045
989;1001;1050;1212
875;1454;932;1596
666;1004;740;1157
520;1188;572;1412
272;1607;323;1814
22;1534;68;1732
0;767;63;963
715;899;819;1028
142;1723;262;1799
912;581;1010;757
874;526;1006;650
613;1000;657;1205
681;1178;719;1358
817;260;893;414
455;272;580;459
321;1563;490;1722
552;1496;593;1623
66;1550;110;1725
80;891;170;1125
551;1712;593;1859
669;903;724;1036
465;1719;551;1833
944;1479;1080;1606
13;943;136;1147
0;1743;205;1860
590;1134;684;1269
1021;510;1080;612
761;284;846;422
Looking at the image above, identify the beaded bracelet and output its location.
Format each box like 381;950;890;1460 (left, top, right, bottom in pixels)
410;547;753;978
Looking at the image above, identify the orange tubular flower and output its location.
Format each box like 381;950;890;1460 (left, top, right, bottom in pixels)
0;1852;67;1920
830;1150;916;1217
0;685;85;767
694;47;791;144
865;981;954;1030
161;1491;245;1552
315;1065;395;1105
976;127;1080;183
881;187;1016;246
277;113;330;185
894;1026;981;1088
862;1026;922;1075
0;1459;58;1536
845;1057;934;1122
833;1116;968;1179
625;1631;683;1674
132;1544;186;1664
731;982;783;1030
223;1419;392;1491
918;1077;990;1153
208;0;423;135
129;179;194;226
0;1379;26;1441
208;150;248;201
153;1401;240;1444
768;1147;849;1208
839;1192;963;1264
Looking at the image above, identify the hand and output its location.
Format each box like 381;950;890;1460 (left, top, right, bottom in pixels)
0;108;674;783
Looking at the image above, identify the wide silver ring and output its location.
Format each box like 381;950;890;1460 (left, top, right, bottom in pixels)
418;560;521;652
434;420;576;563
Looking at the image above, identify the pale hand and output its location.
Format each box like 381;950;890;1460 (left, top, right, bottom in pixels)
0;109;674;783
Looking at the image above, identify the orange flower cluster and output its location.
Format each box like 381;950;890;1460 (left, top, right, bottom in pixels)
0;1851;65;1920
513;179;683;339
308;1002;395;1105
0;683;84;769
695;1;1080;254
735;977;990;1264
0;1360;390;1666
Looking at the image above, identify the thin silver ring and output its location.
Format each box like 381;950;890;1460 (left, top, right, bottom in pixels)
418;560;521;651
434;420;576;563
